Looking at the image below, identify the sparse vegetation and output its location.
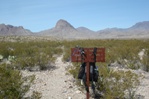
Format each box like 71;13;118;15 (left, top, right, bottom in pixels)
0;37;149;99
62;39;149;71
0;63;35;99
62;39;149;98
0;40;63;70
97;65;140;99
30;91;42;99
0;39;63;98
142;49;149;72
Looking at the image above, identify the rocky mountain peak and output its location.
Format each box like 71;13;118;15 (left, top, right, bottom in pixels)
130;21;149;30
55;19;75;29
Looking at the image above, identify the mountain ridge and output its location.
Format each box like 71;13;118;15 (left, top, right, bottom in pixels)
0;20;149;39
0;24;32;36
130;21;149;30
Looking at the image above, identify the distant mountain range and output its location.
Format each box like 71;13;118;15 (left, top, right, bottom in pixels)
0;19;149;39
0;24;32;36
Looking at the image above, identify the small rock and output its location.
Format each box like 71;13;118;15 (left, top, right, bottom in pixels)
0;55;3;60
76;90;81;94
62;91;67;93
29;66;40;71
69;86;73;88
68;97;72;99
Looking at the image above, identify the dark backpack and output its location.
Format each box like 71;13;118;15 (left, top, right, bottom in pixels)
93;66;99;82
78;62;99;82
78;62;86;79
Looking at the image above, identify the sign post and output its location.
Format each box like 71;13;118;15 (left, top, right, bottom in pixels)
71;48;105;99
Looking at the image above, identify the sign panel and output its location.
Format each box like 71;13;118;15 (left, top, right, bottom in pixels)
71;48;105;62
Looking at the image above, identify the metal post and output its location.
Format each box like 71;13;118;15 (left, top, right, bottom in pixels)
86;62;90;99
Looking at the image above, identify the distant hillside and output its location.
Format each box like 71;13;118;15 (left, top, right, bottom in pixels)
38;20;149;39
0;24;32;36
130;21;149;30
76;27;95;34
38;19;97;39
97;21;149;38
0;20;149;39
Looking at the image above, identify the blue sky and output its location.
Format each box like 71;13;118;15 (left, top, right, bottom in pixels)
0;0;149;32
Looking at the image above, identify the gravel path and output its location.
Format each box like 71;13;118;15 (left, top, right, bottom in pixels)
136;71;149;99
22;55;149;99
23;55;86;99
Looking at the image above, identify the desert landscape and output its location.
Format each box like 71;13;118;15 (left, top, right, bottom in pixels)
1;0;149;98
0;25;149;98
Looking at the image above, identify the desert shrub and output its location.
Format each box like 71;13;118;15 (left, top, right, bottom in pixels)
30;91;42;99
0;42;14;58
97;65;140;99
68;63;81;78
0;41;63;70
0;55;3;62
0;63;35;99
62;39;149;71
142;49;149;72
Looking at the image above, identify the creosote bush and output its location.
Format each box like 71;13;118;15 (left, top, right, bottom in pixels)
0;63;35;99
0;40;63;70
142;49;149;72
97;65;140;99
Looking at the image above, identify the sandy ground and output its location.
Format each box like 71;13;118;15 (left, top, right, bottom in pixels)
22;55;86;99
135;70;149;99
22;55;149;99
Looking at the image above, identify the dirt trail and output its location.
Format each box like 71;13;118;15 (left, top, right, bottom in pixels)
136;71;149;99
23;55;86;99
22;55;149;99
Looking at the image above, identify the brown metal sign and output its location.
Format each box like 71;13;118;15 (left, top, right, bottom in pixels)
71;48;105;62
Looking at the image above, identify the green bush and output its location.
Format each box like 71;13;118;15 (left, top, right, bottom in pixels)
31;91;42;99
0;41;63;70
142;49;149;72
0;63;35;99
97;65;140;99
